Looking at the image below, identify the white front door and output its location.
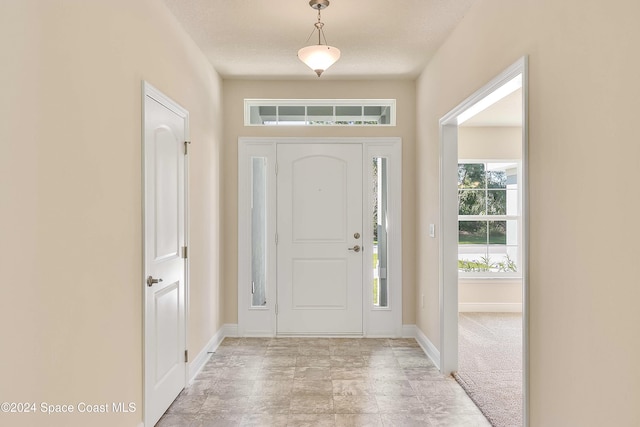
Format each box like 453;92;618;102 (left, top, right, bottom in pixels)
277;143;363;334
143;84;187;426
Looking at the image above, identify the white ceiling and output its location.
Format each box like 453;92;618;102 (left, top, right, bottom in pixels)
162;0;476;79
461;88;523;127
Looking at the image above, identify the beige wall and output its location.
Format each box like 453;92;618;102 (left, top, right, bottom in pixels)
222;80;416;325
458;279;522;306
458;126;522;159
416;0;640;425
0;1;223;426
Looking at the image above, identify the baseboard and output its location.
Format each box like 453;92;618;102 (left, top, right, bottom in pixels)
415;326;441;369
242;331;275;337
365;332;401;338
401;324;416;338
403;324;441;370
188;325;227;383
459;303;522;313
223;323;238;337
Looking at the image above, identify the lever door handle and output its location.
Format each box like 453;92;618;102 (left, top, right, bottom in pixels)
348;245;361;253
147;276;163;287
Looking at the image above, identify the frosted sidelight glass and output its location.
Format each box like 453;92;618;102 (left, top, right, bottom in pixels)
251;157;267;307
373;157;388;307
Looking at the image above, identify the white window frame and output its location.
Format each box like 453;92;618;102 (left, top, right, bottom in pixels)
244;99;396;126
365;140;403;337
237;142;278;336
458;159;522;279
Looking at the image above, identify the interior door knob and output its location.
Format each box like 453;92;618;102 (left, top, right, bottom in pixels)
147;276;163;287
348;245;361;253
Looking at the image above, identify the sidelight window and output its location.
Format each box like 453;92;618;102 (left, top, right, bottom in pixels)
251;157;267;306
372;157;389;307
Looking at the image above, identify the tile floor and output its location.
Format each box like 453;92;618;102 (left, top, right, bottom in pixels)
157;338;491;427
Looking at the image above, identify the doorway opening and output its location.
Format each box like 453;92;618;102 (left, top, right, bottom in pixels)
439;57;529;426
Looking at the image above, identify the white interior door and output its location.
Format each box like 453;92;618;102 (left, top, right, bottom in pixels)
143;85;187;426
277;143;363;335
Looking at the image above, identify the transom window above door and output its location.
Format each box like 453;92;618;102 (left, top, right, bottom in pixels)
244;99;396;126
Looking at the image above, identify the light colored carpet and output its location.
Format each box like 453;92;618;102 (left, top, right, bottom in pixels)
454;312;523;427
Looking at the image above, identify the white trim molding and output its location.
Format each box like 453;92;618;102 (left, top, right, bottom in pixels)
402;325;441;370
187;326;226;383
459;303;522;313
439;56;529;426
415;327;441;370
401;324;417;338
223;323;239;338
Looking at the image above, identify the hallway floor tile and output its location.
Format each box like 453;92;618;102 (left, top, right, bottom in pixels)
157;338;490;427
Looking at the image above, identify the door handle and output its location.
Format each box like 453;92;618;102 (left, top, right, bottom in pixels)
147;276;163;287
348;245;361;253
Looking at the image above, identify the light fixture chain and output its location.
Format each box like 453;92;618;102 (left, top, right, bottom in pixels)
320;27;329;46
303;26;317;45
317;8;323;45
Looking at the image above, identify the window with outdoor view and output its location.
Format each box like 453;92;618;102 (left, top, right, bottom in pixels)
244;99;396;126
372;157;388;307
458;162;520;276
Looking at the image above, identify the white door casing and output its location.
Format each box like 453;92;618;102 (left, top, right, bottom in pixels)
277;143;363;335
143;83;188;427
439;57;529;424
237;137;402;337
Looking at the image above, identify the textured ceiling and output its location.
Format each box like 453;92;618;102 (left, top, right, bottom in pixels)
162;0;476;79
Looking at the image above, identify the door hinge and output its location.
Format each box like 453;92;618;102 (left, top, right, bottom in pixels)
184;140;191;155
181;246;188;259
275;303;278;315
184;349;189;363
275;233;278;245
251;281;255;294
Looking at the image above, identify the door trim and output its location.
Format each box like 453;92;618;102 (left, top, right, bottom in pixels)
237;137;402;337
438;57;529;425
142;81;190;426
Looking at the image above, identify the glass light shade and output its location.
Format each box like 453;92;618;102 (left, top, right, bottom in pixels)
297;45;341;77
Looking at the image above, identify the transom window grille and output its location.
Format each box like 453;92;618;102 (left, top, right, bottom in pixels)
458;162;521;277
244;99;396;126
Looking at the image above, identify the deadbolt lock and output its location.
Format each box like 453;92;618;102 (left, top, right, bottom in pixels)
353;232;360;239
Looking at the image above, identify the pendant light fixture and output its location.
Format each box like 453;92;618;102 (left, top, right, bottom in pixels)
297;0;341;77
